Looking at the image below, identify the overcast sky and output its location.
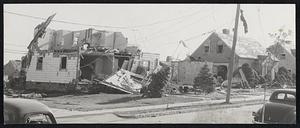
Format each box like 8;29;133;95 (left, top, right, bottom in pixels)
4;4;295;64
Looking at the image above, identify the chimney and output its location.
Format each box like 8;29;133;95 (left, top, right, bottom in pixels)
222;28;230;35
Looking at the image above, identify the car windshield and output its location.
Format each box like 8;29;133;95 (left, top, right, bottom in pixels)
26;113;53;124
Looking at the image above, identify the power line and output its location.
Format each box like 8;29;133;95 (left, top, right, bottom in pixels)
155;18;235;50
5;43;28;47
127;6;212;28
4;51;27;54
143;16;234;47
4;11;137;31
137;12;213;44
136;10;214;43
5;48;28;52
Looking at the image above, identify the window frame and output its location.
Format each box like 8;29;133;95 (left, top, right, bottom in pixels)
217;44;224;54
60;56;68;71
36;57;43;70
204;46;210;53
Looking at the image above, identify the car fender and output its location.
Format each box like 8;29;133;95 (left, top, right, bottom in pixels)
281;108;296;124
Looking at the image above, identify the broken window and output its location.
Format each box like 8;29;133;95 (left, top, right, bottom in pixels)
73;32;80;46
280;53;286;59
204;46;209;53
73;37;78;46
217;45;223;53
60;57;67;70
36;57;43;70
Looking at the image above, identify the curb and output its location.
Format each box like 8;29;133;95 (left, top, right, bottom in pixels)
113;99;263;119
55;96;265;119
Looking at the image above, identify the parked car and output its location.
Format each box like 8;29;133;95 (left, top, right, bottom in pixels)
4;98;57;124
252;89;296;124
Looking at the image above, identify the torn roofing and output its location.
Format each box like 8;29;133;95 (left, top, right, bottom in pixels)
267;42;296;57
214;32;267;59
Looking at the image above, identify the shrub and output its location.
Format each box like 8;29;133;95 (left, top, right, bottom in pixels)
275;67;292;86
147;67;170;98
193;64;215;94
241;63;257;88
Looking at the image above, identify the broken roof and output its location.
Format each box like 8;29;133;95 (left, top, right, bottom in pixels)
214;32;266;59
267;42;296;57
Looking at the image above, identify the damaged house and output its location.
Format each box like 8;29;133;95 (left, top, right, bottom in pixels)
189;29;279;82
266;42;295;74
24;24;159;94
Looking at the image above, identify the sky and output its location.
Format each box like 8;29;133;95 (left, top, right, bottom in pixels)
4;4;295;64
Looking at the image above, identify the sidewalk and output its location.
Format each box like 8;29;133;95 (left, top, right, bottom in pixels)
53;95;268;118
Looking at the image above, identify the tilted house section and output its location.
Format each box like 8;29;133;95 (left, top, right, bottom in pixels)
25;51;78;91
35;28;56;50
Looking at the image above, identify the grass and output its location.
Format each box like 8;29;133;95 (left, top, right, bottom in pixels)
36;88;271;112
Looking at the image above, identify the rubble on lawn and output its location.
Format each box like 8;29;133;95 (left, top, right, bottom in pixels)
20;92;46;99
101;69;143;94
4;88;47;99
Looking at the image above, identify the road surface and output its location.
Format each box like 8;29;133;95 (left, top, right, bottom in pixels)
57;104;263;124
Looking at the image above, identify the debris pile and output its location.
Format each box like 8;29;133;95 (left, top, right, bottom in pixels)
20;92;46;99
100;69;143;94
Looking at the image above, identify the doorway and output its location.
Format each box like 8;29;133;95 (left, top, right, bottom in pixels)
217;65;228;80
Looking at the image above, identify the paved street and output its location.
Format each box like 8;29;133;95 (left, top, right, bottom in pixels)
57;104;262;124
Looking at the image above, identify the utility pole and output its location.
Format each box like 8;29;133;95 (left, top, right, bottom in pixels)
75;44;80;89
226;4;240;103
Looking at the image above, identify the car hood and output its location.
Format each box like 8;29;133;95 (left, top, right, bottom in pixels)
263;102;295;123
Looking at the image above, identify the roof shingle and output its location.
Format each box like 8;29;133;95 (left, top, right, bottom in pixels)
215;32;266;59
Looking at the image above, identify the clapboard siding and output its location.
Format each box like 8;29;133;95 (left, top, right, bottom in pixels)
177;61;213;85
26;53;78;83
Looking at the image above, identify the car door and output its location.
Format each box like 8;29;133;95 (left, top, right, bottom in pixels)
265;92;296;123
